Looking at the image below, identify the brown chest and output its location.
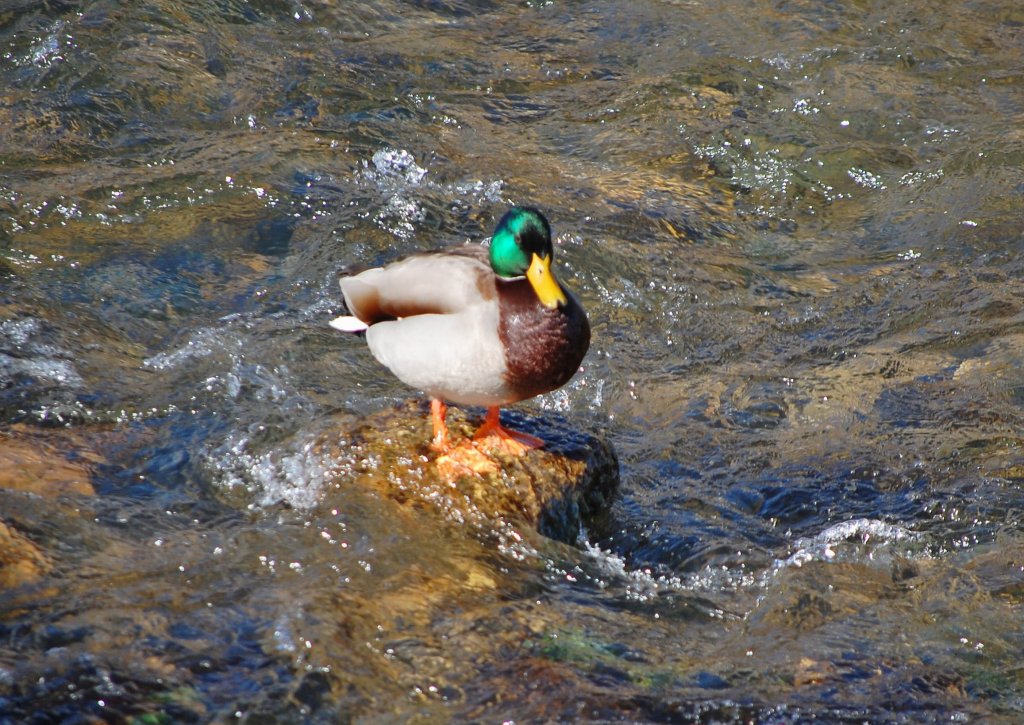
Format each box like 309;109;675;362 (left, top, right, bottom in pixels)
497;278;590;400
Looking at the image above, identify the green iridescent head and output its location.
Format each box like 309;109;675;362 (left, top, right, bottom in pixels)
489;206;566;309
489;206;553;278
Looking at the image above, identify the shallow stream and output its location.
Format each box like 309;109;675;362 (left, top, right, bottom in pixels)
2;0;1024;721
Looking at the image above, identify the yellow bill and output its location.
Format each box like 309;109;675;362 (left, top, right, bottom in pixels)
527;253;568;309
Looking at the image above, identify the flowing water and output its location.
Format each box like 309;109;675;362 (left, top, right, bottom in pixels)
2;0;1024;721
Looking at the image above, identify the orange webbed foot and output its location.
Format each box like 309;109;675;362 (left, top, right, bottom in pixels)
429;403;543;479
430;399;500;479
471;407;544;457
436;442;501;479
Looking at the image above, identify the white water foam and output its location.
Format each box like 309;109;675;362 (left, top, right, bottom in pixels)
208;430;341;510
775;517;917;571
567;517;920;612
0;317;84;387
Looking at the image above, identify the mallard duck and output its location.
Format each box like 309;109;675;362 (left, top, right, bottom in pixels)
330;206;590;460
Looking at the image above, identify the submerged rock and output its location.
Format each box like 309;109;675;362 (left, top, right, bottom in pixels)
0;520;51;588
317;401;618;545
0;425;97;497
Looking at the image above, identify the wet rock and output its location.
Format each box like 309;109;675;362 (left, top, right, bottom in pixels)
317;401;618;544
0;520;51;588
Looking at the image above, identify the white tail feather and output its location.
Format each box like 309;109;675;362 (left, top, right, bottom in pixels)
329;315;369;333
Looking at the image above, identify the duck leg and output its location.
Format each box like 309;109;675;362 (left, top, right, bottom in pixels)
472;406;544;456
432;398;500;478
430;398;452;453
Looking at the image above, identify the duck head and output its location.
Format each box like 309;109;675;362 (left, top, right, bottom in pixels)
489;207;568;309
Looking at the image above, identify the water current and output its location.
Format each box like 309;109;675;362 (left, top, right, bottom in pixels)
2;0;1024;721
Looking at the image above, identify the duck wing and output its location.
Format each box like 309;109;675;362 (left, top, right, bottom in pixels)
339;245;495;324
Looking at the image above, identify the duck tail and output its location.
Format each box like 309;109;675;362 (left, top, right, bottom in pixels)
329;315;369;334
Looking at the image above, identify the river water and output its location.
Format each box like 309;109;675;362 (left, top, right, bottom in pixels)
2;0;1024;722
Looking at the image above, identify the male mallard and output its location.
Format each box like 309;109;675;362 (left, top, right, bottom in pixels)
330;206;590;461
